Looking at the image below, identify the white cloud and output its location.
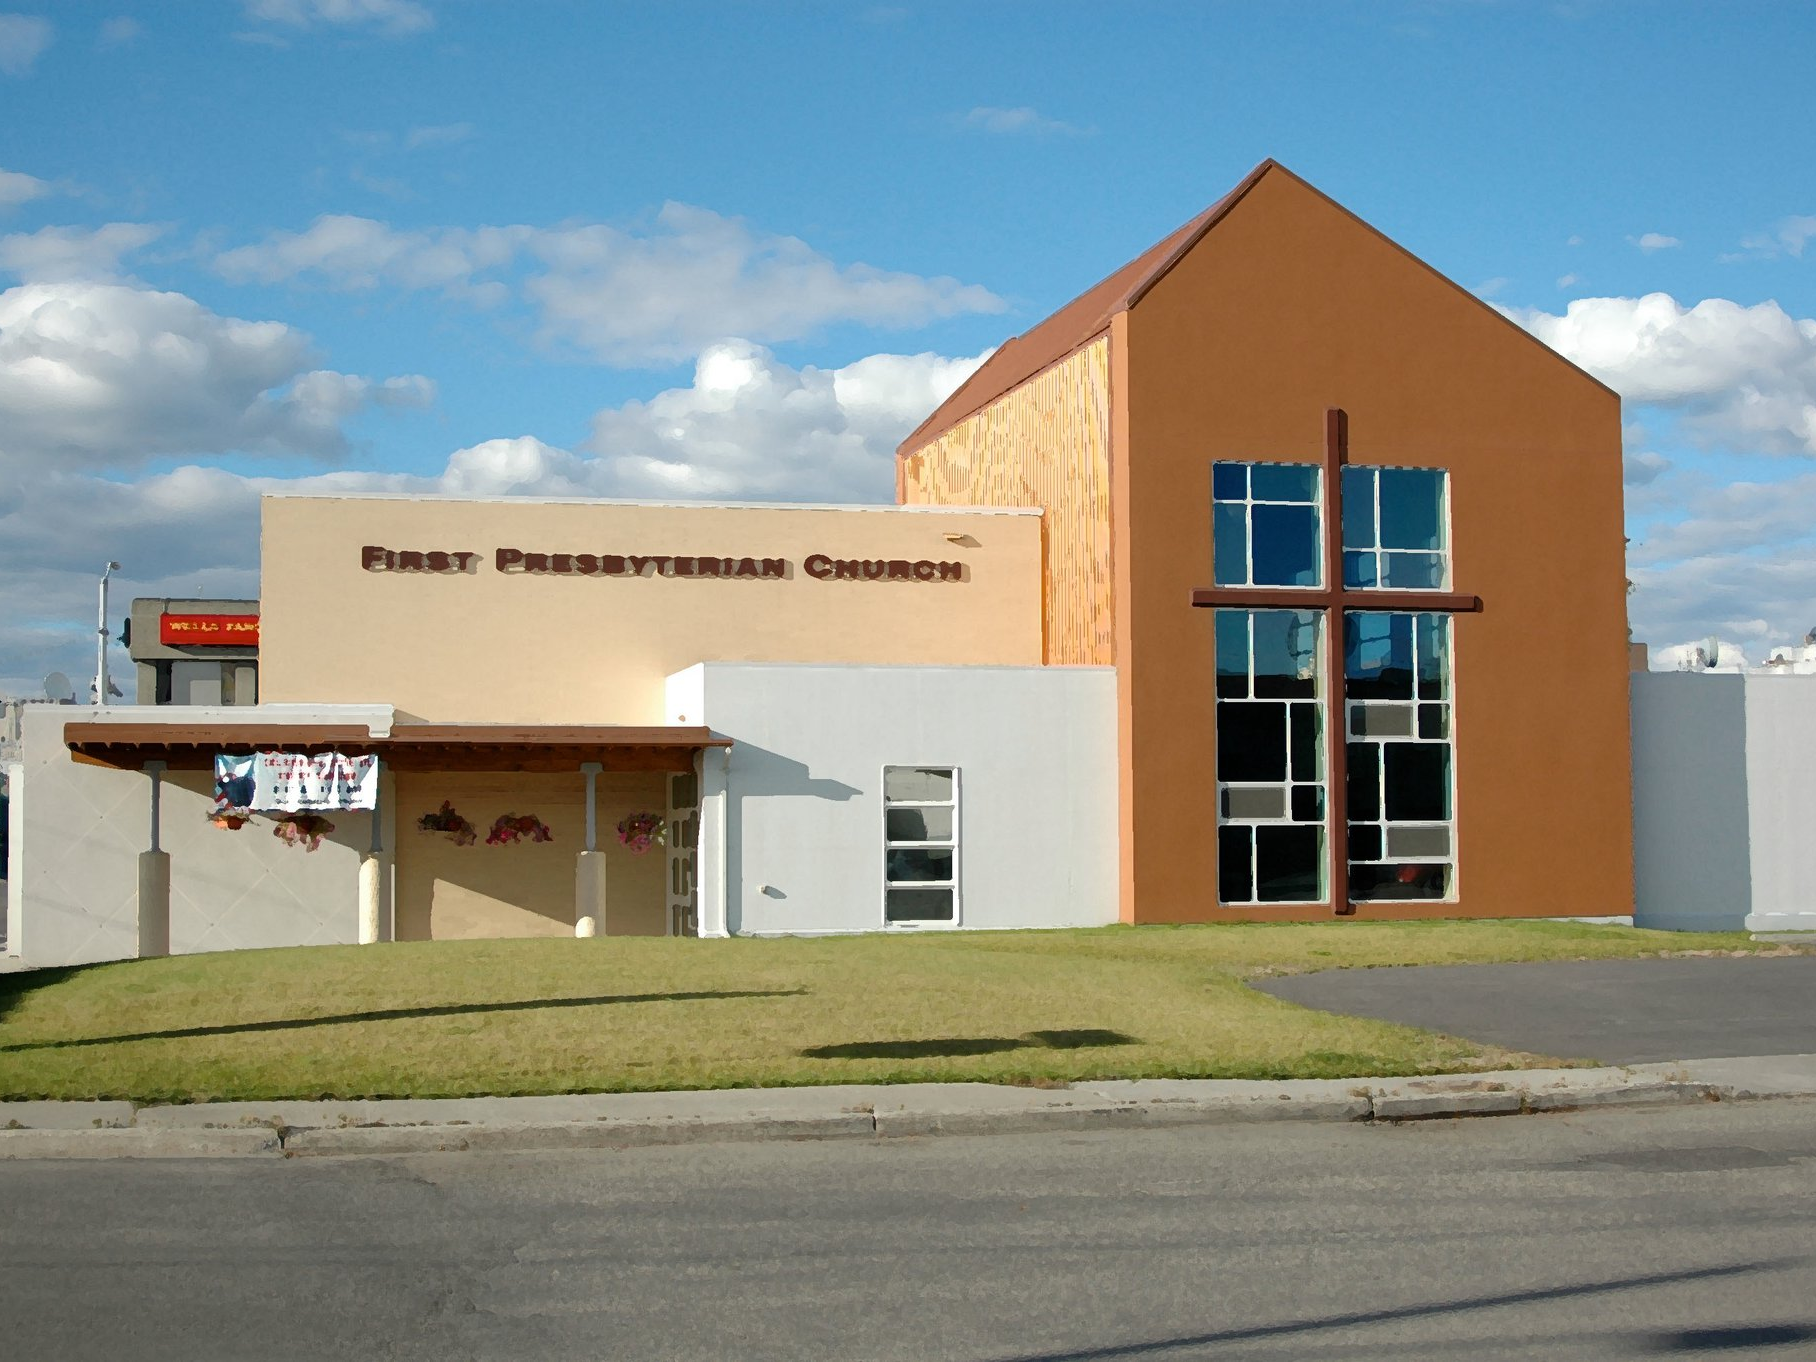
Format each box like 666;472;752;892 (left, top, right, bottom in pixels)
0;341;985;693
1629;232;1681;252
403;122;473;151
0;12;51;74
1735;214;1816;261
214;206;1005;363
1504;293;1816;456
98;16;141;45
0;222;163;281
1566;235;1584;247
958;106;1085;136
1623;450;1669;486
581;340;991;500
1556;272;1580;290
1471;277;1509;299
0;281;433;470
243;0;432;35
0;166;50;211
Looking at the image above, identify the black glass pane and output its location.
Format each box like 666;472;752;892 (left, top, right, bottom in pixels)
1343;550;1376;588
1344;612;1415;699
1289;703;1321;780
1252;610;1318;699
1291;785;1324;822
1383;743;1450;821
1378;468;1444;552
1219;824;1253;903
1340;467;1375;550
1418;704;1448;739
1212;462;1248;502
1348;823;1383;861
1250;463;1318;503
1217;702;1287;782
1347;741;1380;821
1215;610;1249;699
886;848;953;883
1350;863;1449;901
1213;501;1248;586
1250;503;1320;587
1256;825;1322;902
1417;614;1450;700
886;888;955;922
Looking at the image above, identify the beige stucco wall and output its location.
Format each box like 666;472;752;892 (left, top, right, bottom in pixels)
392;770;667;940
260;498;1043;723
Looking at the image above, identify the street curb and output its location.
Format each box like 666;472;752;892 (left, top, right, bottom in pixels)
0;1067;1805;1160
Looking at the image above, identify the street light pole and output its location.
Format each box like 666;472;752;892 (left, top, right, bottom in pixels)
96;561;122;707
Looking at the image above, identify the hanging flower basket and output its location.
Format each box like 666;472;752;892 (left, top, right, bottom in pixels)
616;811;667;855
209;806;251;832
417;801;477;846
486;812;553;846
272;812;335;852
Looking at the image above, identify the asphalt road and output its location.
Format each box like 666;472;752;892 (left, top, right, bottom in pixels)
3;1103;1816;1360
1253;957;1816;1064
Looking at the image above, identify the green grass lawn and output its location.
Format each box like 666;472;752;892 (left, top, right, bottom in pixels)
0;921;1792;1104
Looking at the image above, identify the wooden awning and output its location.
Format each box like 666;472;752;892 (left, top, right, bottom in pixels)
64;721;730;774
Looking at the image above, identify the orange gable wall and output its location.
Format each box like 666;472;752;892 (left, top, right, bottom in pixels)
1121;168;1632;922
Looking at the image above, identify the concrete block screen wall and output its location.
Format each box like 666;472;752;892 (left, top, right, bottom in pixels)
9;707;375;966
1632;672;1816;934
667;663;1119;936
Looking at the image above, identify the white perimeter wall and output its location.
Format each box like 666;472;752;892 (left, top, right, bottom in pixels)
1632;672;1816;933
668;663;1118;935
8;706;388;966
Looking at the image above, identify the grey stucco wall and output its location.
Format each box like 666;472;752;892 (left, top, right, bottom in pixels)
1630;673;1751;931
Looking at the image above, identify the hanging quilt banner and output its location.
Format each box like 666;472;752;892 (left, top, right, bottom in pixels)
252;751;379;812
213;754;256;812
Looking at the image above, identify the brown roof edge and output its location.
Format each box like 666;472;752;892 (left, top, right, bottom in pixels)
896;159;1283;458
64;721;733;753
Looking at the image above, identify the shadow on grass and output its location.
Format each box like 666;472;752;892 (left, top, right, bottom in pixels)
801;1028;1137;1060
0;988;805;1054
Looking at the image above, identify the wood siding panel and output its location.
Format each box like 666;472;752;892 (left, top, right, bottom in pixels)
898;337;1114;665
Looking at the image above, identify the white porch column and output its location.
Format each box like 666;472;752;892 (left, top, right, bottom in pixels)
575;761;604;937
137;760;170;958
358;757;383;945
696;746;730;938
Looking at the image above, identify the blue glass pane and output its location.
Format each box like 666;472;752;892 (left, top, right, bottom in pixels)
1250;463;1318;504
1212;462;1248;502
1252;610;1319;699
1213;501;1249;585
1382;552;1443;589
1250;503;1320;587
1416;614;1450;700
1378;468;1444;551
1214;610;1249;698
1340;467;1375;550
1345;612;1414;699
1343;550;1377;588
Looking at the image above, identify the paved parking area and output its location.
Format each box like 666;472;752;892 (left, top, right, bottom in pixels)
1252;956;1816;1064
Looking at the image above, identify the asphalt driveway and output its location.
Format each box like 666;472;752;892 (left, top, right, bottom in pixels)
1252;956;1816;1064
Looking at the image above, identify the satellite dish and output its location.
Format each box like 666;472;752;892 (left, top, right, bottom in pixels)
43;672;75;703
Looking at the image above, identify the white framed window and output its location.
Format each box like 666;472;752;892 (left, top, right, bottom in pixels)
1211;461;1323;589
882;765;959;926
1340;466;1450;590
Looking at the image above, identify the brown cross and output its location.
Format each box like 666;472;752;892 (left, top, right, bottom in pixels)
1189;408;1482;915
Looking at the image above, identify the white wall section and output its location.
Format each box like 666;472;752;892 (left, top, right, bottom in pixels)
668;663;1118;935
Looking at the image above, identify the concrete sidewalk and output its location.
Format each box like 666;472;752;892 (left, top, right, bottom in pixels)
5;1055;1815;1160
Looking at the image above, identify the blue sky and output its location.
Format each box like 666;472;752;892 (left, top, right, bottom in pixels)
1;0;1813;692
